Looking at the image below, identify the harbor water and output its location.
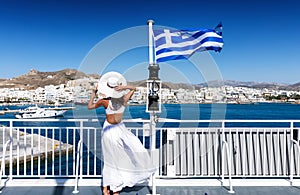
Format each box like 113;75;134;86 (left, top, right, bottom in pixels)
1;102;300;121
1;103;300;176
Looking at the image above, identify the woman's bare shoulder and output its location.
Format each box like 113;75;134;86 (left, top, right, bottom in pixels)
96;99;109;108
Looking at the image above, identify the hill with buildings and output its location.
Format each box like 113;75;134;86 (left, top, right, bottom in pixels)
0;69;100;90
0;69;299;105
194;80;297;90
0;68;299;91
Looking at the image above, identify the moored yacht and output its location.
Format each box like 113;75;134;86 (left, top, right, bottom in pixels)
15;105;67;119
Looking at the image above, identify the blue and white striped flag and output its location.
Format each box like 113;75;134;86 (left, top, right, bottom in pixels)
153;23;223;62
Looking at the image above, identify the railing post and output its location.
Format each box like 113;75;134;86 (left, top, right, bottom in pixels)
73;120;84;194
0;139;11;193
150;114;158;195
0;121;13;193
221;120;235;194
290;121;294;185
9;120;13;180
221;121;225;182
80;121;83;179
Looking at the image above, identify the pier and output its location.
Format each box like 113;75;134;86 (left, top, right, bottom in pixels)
0;110;19;115
0;126;73;167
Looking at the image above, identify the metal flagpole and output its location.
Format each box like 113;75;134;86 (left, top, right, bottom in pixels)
147;20;156;152
147;19;161;195
148;20;154;64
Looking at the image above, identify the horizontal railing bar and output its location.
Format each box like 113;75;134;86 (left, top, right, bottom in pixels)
0;119;90;122
7;175;103;178
0;118;151;123
156;175;300;178
1;119;300;123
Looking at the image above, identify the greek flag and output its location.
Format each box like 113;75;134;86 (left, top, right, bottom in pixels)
153;23;223;62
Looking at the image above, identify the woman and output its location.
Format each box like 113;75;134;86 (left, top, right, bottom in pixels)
88;72;155;195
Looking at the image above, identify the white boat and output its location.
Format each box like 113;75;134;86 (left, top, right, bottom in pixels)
15;105;67;119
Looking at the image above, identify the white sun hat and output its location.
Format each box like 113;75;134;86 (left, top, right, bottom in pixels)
97;71;127;98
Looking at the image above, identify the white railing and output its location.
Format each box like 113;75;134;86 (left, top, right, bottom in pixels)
0;119;300;194
0;119;104;179
160;120;300;178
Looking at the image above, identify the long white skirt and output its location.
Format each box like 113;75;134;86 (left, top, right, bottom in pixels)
102;120;156;192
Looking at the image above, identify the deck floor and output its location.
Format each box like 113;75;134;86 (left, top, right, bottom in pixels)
1;186;300;195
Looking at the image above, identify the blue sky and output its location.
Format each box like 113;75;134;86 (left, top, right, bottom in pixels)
0;0;299;84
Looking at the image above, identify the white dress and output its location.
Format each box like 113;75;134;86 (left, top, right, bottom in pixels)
101;100;156;192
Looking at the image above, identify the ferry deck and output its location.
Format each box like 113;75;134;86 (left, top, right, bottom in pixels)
1;118;300;195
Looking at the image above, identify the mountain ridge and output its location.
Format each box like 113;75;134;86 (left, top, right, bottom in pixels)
0;69;100;89
0;69;299;91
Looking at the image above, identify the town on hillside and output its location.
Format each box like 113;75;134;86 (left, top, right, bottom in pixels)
1;76;300;106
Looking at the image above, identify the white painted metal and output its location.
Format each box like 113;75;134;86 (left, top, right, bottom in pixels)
72;139;82;194
0;139;11;193
0;119;300;194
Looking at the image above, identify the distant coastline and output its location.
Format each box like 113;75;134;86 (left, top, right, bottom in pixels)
0;100;299;108
0;69;299;107
0;68;299;91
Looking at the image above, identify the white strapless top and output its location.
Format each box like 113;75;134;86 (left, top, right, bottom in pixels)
105;100;125;115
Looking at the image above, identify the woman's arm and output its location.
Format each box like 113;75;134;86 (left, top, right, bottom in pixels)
115;85;136;104
88;87;104;110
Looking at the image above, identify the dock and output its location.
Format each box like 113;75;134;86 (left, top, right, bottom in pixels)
0;126;73;167
0;110;19;115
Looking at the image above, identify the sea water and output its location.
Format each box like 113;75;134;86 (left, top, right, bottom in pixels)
1;102;300;130
2;102;300;121
1;103;300;175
